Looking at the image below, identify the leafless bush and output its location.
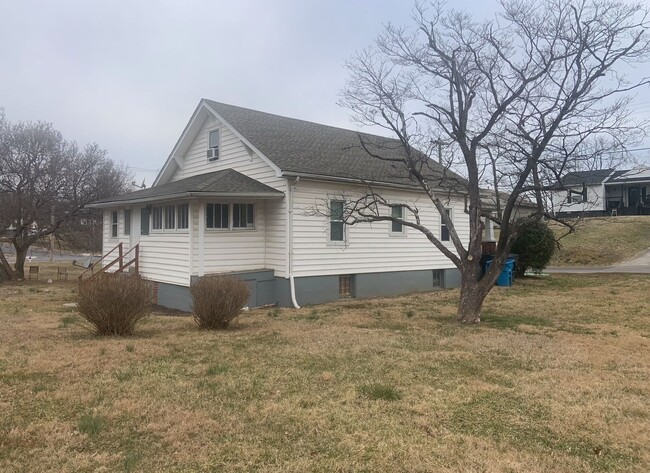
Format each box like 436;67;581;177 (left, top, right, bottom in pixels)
191;276;249;330
77;273;151;336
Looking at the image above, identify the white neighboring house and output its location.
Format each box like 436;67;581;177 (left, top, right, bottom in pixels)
551;167;650;217
89;99;473;311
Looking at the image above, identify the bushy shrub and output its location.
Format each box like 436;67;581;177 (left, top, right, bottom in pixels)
77;273;151;336
511;221;556;277
190;276;249;330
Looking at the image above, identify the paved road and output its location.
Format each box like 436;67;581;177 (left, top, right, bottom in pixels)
547;248;650;274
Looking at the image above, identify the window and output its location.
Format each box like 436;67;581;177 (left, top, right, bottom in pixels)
441;208;451;242
177;204;189;229
432;270;442;288
164;205;176;230
111;211;118;238
123;209;131;236
206;203;229;229
571;194;584;204
207;129;220;161
233;203;255;229
391;205;404;233
330;200;345;242
339;275;354;299
152;206;163;230
141;207;150;235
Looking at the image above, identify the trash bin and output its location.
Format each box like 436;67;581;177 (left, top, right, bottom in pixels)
485;259;514;287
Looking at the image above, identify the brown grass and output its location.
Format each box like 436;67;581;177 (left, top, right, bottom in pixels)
1;273;649;472
550;216;650;266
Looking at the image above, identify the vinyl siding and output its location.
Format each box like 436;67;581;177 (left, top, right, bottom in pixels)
551;184;605;214
170;113;287;276
290;180;469;277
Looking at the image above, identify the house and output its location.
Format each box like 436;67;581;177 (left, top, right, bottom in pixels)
89;99;474;311
551;167;650;217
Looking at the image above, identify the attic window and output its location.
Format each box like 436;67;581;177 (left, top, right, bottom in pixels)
207;129;220;161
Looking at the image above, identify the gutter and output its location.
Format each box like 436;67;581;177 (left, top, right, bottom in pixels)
88;191;285;208
287;177;300;309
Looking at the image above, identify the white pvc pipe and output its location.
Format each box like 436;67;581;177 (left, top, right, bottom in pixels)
289;275;300;309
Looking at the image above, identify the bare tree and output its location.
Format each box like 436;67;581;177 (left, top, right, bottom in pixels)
340;0;649;323
0;111;131;281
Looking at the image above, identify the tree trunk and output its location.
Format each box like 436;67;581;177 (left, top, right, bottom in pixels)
13;246;27;280
456;276;489;323
0;249;16;281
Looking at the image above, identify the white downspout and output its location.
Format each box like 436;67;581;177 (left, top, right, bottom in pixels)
288;177;300;308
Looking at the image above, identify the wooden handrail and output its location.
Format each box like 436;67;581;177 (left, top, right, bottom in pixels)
79;243;140;281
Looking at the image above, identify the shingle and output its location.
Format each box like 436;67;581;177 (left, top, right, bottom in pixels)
205;100;467;190
93;169;283;205
561;169;614;186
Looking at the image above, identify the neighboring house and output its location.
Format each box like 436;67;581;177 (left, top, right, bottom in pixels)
551;167;650;217
90;99;475;311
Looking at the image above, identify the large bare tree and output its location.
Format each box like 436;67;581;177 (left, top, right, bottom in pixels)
0;111;131;281
340;0;649;322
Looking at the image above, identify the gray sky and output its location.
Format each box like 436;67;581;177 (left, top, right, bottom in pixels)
1;0;648;186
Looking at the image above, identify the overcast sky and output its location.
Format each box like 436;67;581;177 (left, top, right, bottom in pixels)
1;0;648;185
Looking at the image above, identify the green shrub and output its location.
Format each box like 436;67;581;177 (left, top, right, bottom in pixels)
190;276;249;330
511;221;556;277
77;273;151;336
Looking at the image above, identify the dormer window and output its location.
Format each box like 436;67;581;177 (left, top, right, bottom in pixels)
207;129;220;161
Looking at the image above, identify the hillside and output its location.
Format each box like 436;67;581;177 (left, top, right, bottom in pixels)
550;216;650;266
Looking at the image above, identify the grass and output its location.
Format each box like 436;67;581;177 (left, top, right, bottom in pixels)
550;216;650;266
0;273;649;471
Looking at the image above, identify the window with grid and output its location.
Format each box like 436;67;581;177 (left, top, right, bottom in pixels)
164;205;176;230
177;204;189;229
330;200;345;242
151;207;163;230
206;203;229;229
391;205;404;233
233;203;255;229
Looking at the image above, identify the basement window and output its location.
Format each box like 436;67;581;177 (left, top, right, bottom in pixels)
339;275;355;299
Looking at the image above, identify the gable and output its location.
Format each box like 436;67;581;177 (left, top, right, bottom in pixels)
155;103;284;191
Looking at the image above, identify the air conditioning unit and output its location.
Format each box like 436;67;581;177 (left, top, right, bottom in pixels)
207;147;219;161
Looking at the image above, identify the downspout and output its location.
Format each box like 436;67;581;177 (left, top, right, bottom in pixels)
288;177;301;308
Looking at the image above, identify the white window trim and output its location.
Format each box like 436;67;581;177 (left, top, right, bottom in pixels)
150;204;190;233
440;207;452;243
205;202;257;232
327;199;347;246
207;126;221;162
388;203;407;237
110;210;119;239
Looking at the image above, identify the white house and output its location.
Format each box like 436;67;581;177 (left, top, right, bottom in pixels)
90;99;470;310
551;168;650;217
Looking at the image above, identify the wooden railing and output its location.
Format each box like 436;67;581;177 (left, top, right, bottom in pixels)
79;242;139;281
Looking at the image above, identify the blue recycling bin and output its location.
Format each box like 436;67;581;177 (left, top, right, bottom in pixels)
485;258;514;287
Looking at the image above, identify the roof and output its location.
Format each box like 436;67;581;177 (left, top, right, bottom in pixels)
89;169;284;207
561;169;614;186
204;100;466;190
605;167;650;183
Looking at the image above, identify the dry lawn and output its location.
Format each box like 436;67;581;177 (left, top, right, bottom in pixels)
550;216;650;266
1;270;649;472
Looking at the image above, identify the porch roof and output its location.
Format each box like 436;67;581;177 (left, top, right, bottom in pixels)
89;169;284;208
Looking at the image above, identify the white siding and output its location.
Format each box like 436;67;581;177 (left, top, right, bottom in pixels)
170;114;287;276
551;184;605;214
290;180;469;278
102;208;131;262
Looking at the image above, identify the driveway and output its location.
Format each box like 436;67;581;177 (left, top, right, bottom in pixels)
547;248;650;274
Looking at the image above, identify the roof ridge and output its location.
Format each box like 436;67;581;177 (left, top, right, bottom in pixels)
203;99;398;144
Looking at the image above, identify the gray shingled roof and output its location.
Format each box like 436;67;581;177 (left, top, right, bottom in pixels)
561;169;614;186
205;100;467;189
91;169;283;207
